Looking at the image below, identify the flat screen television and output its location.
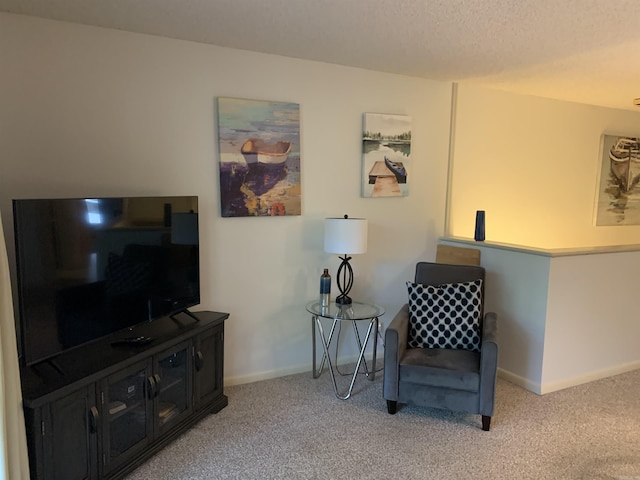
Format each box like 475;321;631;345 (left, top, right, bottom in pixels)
13;195;200;366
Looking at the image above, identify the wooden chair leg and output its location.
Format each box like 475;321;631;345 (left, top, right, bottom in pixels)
481;415;491;431
387;400;397;414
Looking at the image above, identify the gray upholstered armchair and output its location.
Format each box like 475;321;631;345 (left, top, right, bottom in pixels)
383;262;498;430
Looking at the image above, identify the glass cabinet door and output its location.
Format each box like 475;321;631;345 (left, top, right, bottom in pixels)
102;360;152;474
155;340;192;433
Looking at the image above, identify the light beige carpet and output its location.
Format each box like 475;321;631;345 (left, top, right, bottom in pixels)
126;367;640;479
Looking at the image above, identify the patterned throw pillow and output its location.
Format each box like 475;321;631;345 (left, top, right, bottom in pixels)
407;279;482;352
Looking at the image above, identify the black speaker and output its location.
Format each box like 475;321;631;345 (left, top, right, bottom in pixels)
474;210;485;241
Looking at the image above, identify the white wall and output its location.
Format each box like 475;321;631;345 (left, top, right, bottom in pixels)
543;251;640;392
484;247;550;391
447;84;640;392
443;237;640;394
0;13;453;385
441;239;550;392
450;83;640;249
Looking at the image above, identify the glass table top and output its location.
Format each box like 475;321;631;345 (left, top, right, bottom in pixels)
306;300;384;320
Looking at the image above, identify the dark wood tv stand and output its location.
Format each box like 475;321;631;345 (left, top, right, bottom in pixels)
20;310;229;480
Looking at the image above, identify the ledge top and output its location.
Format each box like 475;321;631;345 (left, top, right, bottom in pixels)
440;236;640;258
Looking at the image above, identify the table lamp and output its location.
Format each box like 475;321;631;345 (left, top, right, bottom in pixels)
324;215;368;305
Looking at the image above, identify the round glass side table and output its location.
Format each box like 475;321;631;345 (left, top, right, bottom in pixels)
306;300;385;400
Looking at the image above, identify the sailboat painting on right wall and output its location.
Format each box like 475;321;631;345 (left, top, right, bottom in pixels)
594;134;640;226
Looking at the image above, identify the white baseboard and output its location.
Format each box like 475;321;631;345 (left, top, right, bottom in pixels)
539;360;640;395
229;357;640;393
498;368;542;395
225;350;384;387
499;361;640;395
225;363;310;387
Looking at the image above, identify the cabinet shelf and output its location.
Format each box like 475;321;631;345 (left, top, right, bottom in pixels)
107;401;144;422
159;377;183;394
158;401;178;425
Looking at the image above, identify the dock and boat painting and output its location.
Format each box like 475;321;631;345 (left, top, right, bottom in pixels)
217;97;301;217
362;113;411;197
595;134;640;225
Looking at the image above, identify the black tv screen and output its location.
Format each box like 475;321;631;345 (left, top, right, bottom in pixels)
13;196;200;366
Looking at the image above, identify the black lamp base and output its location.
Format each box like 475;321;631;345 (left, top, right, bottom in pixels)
335;294;352;305
335;254;354;305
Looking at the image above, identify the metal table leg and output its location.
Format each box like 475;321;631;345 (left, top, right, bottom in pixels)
312;315;338;378
313;316;379;400
351;317;379;380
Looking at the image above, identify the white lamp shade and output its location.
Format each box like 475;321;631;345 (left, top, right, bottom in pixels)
324;217;368;254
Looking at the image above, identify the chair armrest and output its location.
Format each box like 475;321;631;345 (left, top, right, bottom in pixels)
479;311;498;416
482;311;498;346
383;304;409;401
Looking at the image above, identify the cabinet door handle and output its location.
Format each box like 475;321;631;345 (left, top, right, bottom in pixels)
195;351;204;371
147;375;157;399
89;406;99;434
153;374;161;398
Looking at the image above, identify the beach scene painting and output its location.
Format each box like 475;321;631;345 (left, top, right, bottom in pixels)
595;134;640;225
362;113;411;197
217;97;301;217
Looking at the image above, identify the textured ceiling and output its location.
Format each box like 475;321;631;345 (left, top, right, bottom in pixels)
2;0;640;111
